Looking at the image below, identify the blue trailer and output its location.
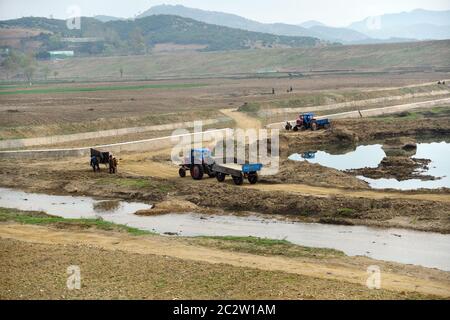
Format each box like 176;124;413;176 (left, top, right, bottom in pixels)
212;162;263;185
179;148;263;185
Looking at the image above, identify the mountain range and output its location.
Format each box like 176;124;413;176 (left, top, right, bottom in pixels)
131;5;450;43
0;15;321;54
349;9;450;40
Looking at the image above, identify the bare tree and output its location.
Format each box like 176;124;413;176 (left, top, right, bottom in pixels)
19;54;37;85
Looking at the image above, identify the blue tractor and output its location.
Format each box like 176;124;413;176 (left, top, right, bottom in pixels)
285;113;331;131
178;148;216;180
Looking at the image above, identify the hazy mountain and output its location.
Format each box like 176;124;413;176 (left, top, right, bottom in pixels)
349;9;450;40
299;20;325;28
309;25;370;43
93;15;124;22
138;4;402;44
138;4;320;38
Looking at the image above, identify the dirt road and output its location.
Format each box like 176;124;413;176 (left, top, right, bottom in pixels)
1;224;448;298
120;158;450;203
221;108;262;129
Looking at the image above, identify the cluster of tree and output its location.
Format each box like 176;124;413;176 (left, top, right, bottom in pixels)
1;50;58;83
0;15;321;57
2;51;37;83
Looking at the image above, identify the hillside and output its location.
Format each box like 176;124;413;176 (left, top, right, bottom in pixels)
138;4;364;43
0;15;320;54
10;40;449;81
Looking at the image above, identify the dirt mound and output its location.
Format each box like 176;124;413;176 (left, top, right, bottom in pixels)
347;156;434;181
262;159;368;189
135;198;201;216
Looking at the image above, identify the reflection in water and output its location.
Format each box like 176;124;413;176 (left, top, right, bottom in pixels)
0;187;449;271
289;142;450;190
93;200;121;213
0;187;151;219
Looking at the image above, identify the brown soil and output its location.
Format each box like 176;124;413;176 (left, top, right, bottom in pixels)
136;198;211;216
280;117;450;154
1;224;448;299
2;76;448;139
1;134;449;233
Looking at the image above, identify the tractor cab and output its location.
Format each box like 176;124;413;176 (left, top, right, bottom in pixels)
296;113;314;127
180;148;216;180
287;112;330;132
183;148;214;165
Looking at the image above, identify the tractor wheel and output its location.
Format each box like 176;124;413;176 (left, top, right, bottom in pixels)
248;173;258;184
216;172;226;182
190;164;204;180
324;123;331;129
293;126;299;132
311;122;318;131
232;174;244;186
178;167;186;178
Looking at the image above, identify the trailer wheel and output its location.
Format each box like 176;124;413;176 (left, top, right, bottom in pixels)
248;173;258;184
232;174;244;185
293;126;299;132
216;172;226;182
190;164;204;180
178;167;186;178
311;122;318;131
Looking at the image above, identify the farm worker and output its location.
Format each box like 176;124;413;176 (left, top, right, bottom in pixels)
113;157;118;173
109;155;115;174
90;156;100;172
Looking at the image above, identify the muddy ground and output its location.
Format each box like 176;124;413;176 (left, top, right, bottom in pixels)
1;114;450;233
3;224;447;300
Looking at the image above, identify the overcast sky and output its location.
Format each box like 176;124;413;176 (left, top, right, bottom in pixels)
1;0;449;26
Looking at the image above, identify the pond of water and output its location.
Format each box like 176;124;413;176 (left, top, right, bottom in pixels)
1;187;449;271
289;142;450;190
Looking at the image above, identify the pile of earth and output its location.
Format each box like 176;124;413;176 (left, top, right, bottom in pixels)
346;137;435;181
346;156;434;181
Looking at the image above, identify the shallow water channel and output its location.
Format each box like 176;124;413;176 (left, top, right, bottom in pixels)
289;142;450;190
1;187;449;271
